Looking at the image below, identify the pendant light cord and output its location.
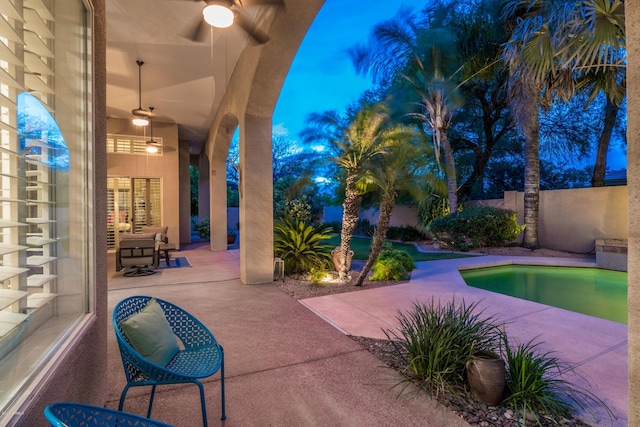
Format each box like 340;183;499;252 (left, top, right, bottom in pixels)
136;60;144;109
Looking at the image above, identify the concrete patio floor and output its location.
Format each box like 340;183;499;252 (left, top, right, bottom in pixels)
106;243;627;426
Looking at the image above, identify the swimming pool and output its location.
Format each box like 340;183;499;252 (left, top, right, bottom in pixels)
460;265;627;324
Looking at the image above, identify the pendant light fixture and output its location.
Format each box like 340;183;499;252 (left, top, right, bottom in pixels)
132;60;150;126
146;107;161;153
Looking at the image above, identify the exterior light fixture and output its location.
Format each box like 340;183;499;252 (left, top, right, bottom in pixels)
132;60;150;126
203;3;234;28
132;117;149;126
145;106;161;153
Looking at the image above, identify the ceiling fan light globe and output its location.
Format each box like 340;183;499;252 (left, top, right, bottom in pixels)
203;5;234;28
146;145;159;153
132;117;149;126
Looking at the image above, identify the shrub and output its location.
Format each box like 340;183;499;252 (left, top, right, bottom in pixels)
308;267;326;285
376;249;415;272
385;225;428;242
274;218;333;275
280;197;312;223
323;221;342;233
370;257;408;281
501;335;612;423
354;219;374;236
428;206;525;251
386;299;502;397
417;193;450;229
194;218;210;239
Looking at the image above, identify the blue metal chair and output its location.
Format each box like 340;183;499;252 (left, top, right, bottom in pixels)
44;402;173;426
113;296;225;426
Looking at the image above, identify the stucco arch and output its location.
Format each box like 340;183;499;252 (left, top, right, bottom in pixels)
207;113;239;252
201;0;325;283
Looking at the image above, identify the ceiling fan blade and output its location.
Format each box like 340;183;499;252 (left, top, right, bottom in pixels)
182;15;210;42
233;9;270;44
236;0;283;6
132;108;151;117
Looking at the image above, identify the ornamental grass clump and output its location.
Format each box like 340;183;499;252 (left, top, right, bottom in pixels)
386;299;502;397
501;335;613;425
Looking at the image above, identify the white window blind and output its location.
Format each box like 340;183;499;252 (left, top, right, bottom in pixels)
0;0;91;416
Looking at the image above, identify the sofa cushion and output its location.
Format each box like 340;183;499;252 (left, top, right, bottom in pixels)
119;298;179;366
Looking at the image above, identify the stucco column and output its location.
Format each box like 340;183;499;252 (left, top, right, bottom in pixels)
239;114;273;284
628;2;639;423
210;151;228;251
179;141;191;245
198;154;211;224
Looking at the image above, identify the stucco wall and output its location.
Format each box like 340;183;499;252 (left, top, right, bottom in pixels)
626;2;639;422
502;187;628;253
324;186;628;254
107;119;181;248
323;205;418;228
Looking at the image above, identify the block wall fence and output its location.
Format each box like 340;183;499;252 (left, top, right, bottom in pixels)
322;186;628;254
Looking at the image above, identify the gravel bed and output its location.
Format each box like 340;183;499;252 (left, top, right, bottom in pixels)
350;336;591;427
275;245;599;427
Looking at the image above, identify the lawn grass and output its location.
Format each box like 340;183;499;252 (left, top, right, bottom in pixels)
325;235;474;262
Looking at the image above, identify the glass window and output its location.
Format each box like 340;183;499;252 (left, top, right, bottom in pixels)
107;134;164;155
0;0;92;416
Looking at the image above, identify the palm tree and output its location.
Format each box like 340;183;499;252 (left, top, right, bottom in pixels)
502;0;625;247
571;1;625;186
302;103;392;280
353;129;433;286
405;56;462;213
351;9;463;213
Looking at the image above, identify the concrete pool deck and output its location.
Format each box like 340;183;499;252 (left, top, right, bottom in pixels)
300;255;628;426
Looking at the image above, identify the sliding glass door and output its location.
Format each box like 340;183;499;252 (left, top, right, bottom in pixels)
107;177;162;249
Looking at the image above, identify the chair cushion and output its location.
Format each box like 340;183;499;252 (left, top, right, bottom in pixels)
120;232;156;240
119;298;179;366
141;226;168;243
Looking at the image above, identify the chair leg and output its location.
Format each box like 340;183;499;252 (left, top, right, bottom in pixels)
220;344;226;420
195;380;208;427
118;384;132;411
147;384;157;419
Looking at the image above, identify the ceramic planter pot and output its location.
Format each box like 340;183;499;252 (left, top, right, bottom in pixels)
466;350;505;406
331;246;353;272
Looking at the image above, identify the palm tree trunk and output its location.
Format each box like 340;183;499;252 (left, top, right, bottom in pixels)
441;131;458;214
339;173;362;280
522;84;540;249
591;99;620;187
355;190;396;286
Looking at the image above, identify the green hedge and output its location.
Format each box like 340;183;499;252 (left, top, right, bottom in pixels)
385;225;428;242
428;206;524;251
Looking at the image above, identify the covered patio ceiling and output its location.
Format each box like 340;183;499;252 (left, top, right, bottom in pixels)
105;0;282;155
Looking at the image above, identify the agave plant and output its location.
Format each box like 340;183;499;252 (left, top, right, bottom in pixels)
274;218;333;275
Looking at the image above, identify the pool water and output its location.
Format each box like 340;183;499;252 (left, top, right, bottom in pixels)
460;265;627;324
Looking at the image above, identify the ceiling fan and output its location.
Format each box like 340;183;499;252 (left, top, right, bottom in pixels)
132;60;151;126
182;0;283;44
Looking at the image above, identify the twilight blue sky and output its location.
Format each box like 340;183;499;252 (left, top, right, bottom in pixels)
273;0;426;144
